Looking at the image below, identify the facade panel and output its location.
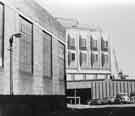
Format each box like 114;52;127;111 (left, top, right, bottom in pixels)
0;3;4;67
19;16;33;73
43;31;52;78
0;0;66;96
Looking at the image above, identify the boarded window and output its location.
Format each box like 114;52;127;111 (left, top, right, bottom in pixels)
19;16;33;73
58;42;65;80
79;35;86;50
43;31;52;78
67;34;75;49
0;4;4;67
80;52;87;66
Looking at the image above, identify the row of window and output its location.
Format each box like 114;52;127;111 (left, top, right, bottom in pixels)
67;74;109;81
68;51;109;68
67;34;108;51
0;3;65;80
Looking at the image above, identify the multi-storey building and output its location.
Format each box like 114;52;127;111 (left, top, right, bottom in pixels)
57;18;135;105
0;0;66;114
57;18;111;104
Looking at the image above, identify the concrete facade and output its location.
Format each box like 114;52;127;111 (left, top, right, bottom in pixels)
0;0;66;96
56;18;112;104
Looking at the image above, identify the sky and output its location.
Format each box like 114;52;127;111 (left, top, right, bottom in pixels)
35;0;135;75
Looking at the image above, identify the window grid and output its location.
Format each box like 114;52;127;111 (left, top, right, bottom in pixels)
19;16;33;73
43;31;52;78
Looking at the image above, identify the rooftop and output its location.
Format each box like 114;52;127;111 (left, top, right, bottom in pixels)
56;17;102;32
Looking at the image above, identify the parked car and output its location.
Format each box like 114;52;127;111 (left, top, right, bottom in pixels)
102;97;115;105
102;97;109;105
88;99;102;105
130;92;135;104
130;96;135;104
115;93;131;104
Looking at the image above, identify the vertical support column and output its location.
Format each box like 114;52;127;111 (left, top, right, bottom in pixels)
74;89;76;104
131;81;135;93
92;81;96;99
103;81;106;98
121;81;123;93
99;81;102;99
113;81;116;97
125;81;127;93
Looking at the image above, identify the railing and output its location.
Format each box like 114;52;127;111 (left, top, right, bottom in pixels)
67;96;80;104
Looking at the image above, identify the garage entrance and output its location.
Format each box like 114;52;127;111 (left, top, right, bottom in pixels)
66;88;91;104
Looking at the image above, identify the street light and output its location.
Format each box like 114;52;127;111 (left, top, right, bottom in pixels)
9;33;23;95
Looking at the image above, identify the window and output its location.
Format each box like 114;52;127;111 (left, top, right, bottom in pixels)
43;31;52;78
58;41;65;81
67;34;75;49
91;36;98;50
79;35;86;50
91;53;98;67
101;37;108;51
19;16;33;73
0;3;4;67
102;53;108;67
68;51;75;66
80;52;87;66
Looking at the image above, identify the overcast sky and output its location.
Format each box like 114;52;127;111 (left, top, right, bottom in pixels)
35;0;135;75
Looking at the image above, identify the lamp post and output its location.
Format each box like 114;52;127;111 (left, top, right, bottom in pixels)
9;33;22;95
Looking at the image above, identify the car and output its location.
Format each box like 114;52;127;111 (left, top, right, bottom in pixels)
115;93;131;104
130;96;135;104
102;97;109;105
130;92;135;104
102;97;115;105
88;99;102;105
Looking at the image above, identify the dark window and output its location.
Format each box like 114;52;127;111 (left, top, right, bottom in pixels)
71;53;75;61
67;34;75;49
68;52;75;66
43;31;52;78
79;35;86;50
0;3;4;67
80;52;87;66
91;53;98;67
101;37;108;51
101;54;108;67
19;16;33;73
91;36;98;50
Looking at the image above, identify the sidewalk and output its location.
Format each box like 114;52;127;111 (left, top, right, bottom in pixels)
67;104;135;109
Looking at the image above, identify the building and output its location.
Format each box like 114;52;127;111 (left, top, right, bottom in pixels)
0;0;66;114
57;18;111;104
57;18;135;105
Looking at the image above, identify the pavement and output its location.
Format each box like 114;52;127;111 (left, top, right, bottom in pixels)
67;104;135;109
